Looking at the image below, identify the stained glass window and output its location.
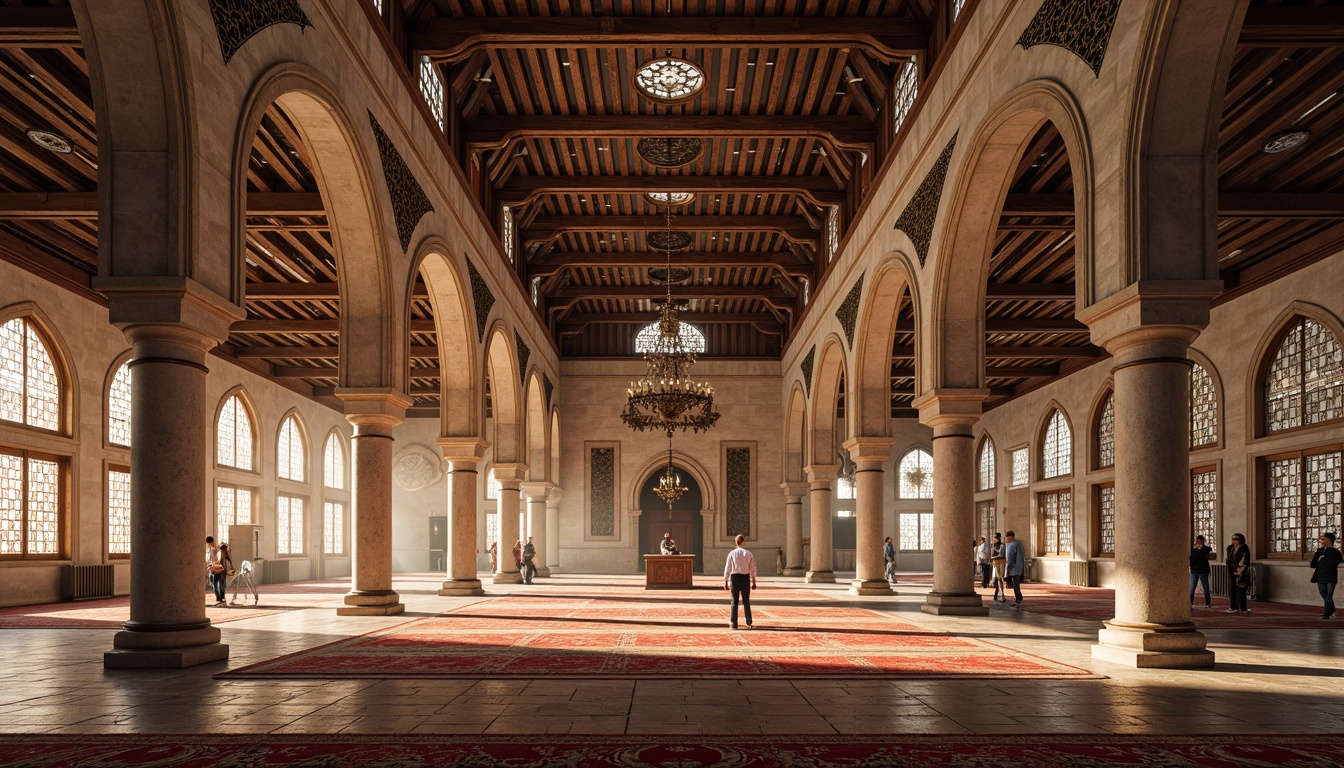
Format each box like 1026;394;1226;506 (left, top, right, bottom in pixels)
215;483;253;540
634;58;705;102
1039;489;1072;556
0;449;62;559
277;494;304;555
277;415;305;482
216;395;254;470
1267;456;1303;556
1011;447;1029;487
1192;470;1218;551
419;56;445;131
977;499;996;542
636;322;705;354
324;500;344;555
0;317;61;431
1306;452;1342;554
1041;409;1072;479
978;437;996;491
892;58;919;136
324;433;345;490
898;448;934;499
898;511;934;551
1096;394;1114;469
108;467;131;556
1097;484;1115;555
1190;363;1218;448
108;362;131;447
1267;318;1343;432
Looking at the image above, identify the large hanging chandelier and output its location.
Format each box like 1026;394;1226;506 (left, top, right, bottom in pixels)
621;204;720;436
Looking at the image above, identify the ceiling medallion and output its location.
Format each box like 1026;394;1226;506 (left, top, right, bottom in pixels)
647;230;694;252
648;266;692;285
634;58;705;102
26;128;72;154
644;191;695;207
1262;130;1310;154
637;137;704;167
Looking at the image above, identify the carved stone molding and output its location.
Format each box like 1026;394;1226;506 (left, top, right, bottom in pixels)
801;346;816;396
515;330;531;383
893;134;957;267
465;258;495;341
206;0;312;64
368;112;434;252
393;444;444;492
543;372;555;410
1017;0;1122;77
835;273;865;348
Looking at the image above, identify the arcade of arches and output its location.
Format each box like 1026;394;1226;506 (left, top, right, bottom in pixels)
1;0;1342;749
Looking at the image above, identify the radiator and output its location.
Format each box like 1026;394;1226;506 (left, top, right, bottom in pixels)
1211;564;1230;597
63;564;114;601
1068;560;1096;587
262;558;288;585
1210;564;1266;600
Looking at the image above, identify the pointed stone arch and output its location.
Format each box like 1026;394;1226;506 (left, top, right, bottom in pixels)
852;253;921;438
629;450;718;517
808;335;850;468
484;324;522;465
784;382;808;484
274;407;310;483
410;240;479;439
524;371;548;481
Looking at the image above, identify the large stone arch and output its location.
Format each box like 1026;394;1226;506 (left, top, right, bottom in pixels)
484;324;522;465
232;65;401;391
930;82;1093;391
410;241;479;439
808;336;849;467
524;371;548;481
852;252;921;437
629;450;718;518
783;382;807;484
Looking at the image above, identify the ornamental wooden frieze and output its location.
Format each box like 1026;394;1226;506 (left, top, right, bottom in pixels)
1017;0;1123;77
206;0;312;64
835;273;865;348
543;372;555;410
368;112;434;252
893;134;957;267
515;330;531;383
801;346;816;396
464;257;495;341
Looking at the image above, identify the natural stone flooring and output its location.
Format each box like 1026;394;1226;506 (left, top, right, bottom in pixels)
2;573;1341;736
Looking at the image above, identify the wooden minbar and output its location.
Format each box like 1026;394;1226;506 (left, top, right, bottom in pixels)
644;554;695;589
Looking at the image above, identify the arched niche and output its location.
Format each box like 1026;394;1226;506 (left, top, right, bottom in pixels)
411;242;478;439
852;253;920;437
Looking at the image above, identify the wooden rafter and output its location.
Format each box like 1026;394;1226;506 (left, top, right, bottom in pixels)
498;175;844;207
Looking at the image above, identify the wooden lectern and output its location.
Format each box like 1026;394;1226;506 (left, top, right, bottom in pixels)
644;554;695;589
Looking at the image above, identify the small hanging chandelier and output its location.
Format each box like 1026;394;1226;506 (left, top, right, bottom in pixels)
653;434;687;512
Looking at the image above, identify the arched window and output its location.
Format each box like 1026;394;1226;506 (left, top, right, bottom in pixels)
835;474;856;500
324;433;346;490
977;436;996;491
1265;317;1343;432
108;362;132;447
486;467;501;500
1190;362;1218;448
635;322;705;354
277;415;306;482
1041;408;1072;479
898;448;934;499
0;316;61;431
1096;393;1114;469
216;394;255;471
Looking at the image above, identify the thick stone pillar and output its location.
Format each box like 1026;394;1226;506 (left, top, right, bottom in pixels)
545;488;562;573
804;465;838;583
102;289;239;668
915;390;989;616
521;481;552;577
846;438;893;595
336;389;410;616
492;464;526;584
780;482;808;576
1081;286;1219;668
439;438;488;596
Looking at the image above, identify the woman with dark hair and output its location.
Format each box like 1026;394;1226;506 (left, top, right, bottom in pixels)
1226;533;1252;614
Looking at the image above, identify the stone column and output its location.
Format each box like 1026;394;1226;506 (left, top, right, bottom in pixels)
492;464;526;584
336;389;410;616
1081;286;1219;668
439;438;488;596
804;465;838;583
915;390;989;616
846;438;894;596
780;482;808;576
102;290;239;668
521;481;552;577
545;488;562;574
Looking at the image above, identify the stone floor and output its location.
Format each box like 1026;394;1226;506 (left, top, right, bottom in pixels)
2;573;1342;736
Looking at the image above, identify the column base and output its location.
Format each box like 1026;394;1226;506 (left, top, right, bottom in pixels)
849;578;892;596
1092;620;1215;668
438;579;484;596
920;591;988;616
535;566;552;578
493;572;525;585
804;570;835;583
337;591;405;616
104;626;229;669
782;567;805;577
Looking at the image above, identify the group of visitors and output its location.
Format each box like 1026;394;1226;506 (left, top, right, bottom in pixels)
203;536;257;607
510;537;538;584
964;532;1024;608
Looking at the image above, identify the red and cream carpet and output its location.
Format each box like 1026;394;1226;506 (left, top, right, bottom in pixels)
219;585;1098;680
3;733;1342;767
0;583;350;629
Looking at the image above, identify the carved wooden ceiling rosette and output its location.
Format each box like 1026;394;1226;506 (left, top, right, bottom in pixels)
835;272;865;348
1017;0;1122;77
636;137;705;168
515;330;531;383
543;372;555;410
646;231;695;253
801;345;817;396
368;112;434;252
893;134;957;267
206;0;312;64
465;258;495;341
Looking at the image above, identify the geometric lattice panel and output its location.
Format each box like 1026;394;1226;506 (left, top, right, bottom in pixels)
368;112;434;252
589;447;615;538
725;446;752;538
205;0;312;64
893;134;957;267
1016;0;1122;77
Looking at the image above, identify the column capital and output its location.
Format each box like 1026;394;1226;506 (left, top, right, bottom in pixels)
913;389;987;432
1076;281;1221;358
805;465;839;484
94;276;245;346
520;481;553;500
779;482;810;500
843;436;894;467
338;388;411;434
438;437;489;463
492;463;528;486
546;486;564;506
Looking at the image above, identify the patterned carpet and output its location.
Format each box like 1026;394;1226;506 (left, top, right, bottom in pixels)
980;582;1340;628
0;585;349;628
219;585;1099;680
4;733;1343;767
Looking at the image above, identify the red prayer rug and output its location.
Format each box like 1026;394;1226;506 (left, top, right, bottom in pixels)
2;733;1341;767
980;582;1341;628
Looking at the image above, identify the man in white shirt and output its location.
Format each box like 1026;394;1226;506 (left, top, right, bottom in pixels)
976;536;992;588
723;534;758;629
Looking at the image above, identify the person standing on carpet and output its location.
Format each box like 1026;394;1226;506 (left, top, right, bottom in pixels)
1310;532;1340;620
1189;535;1213;610
1003;530;1024;609
1226;533;1252;614
990;533;1007;603
976;536;992;589
724;534;757;629
884;536;896;584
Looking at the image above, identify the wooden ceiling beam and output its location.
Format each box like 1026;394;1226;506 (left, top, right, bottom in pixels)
558;311;783;335
244;282;429;300
548;284;794;308
524;214;817;243
984;283;1075;301
1002;192;1344;220
235;345;440;360
230;319;438;334
462;115;875;149
498;175;845;207
531;252;812;277
890;345;1099;359
890;364;1060;378
275;365;443;379
1238;7;1344;47
412;17;927;63
0;192;326;219
0;7;79;48
893;318;1089;333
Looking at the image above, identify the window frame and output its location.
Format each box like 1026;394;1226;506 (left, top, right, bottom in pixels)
1093;389;1115;471
1008;445;1030;488
276;492;308;557
323;499;347;556
1191;463;1220;561
0;315;67;436
276;412;308;483
0;446;67;561
1039;407;1073;480
106;462;131;560
1091;481;1115;558
897;510;935;552
897;447;934;500
323;430;347;491
977;435;996;492
105;356;133;449
1036;487;1073;558
215;391;258;473
1188;358;1221;451
1259;316;1344;438
1259;445;1343;561
214;481;256;542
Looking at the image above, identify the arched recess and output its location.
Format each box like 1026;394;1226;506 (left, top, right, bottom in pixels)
975;432;996;492
1246;301;1344;439
783;382;807;483
231;65;401;391
0;301;80;437
853;253;921;436
1088;382;1116;472
410;241;478;438
929;83;1093;391
1186;347;1224;450
549;408;561;482
628;449;718;517
524;371;547;481
808;336;849;467
483;324;522;464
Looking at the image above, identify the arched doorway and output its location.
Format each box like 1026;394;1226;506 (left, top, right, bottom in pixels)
638;466;704;574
